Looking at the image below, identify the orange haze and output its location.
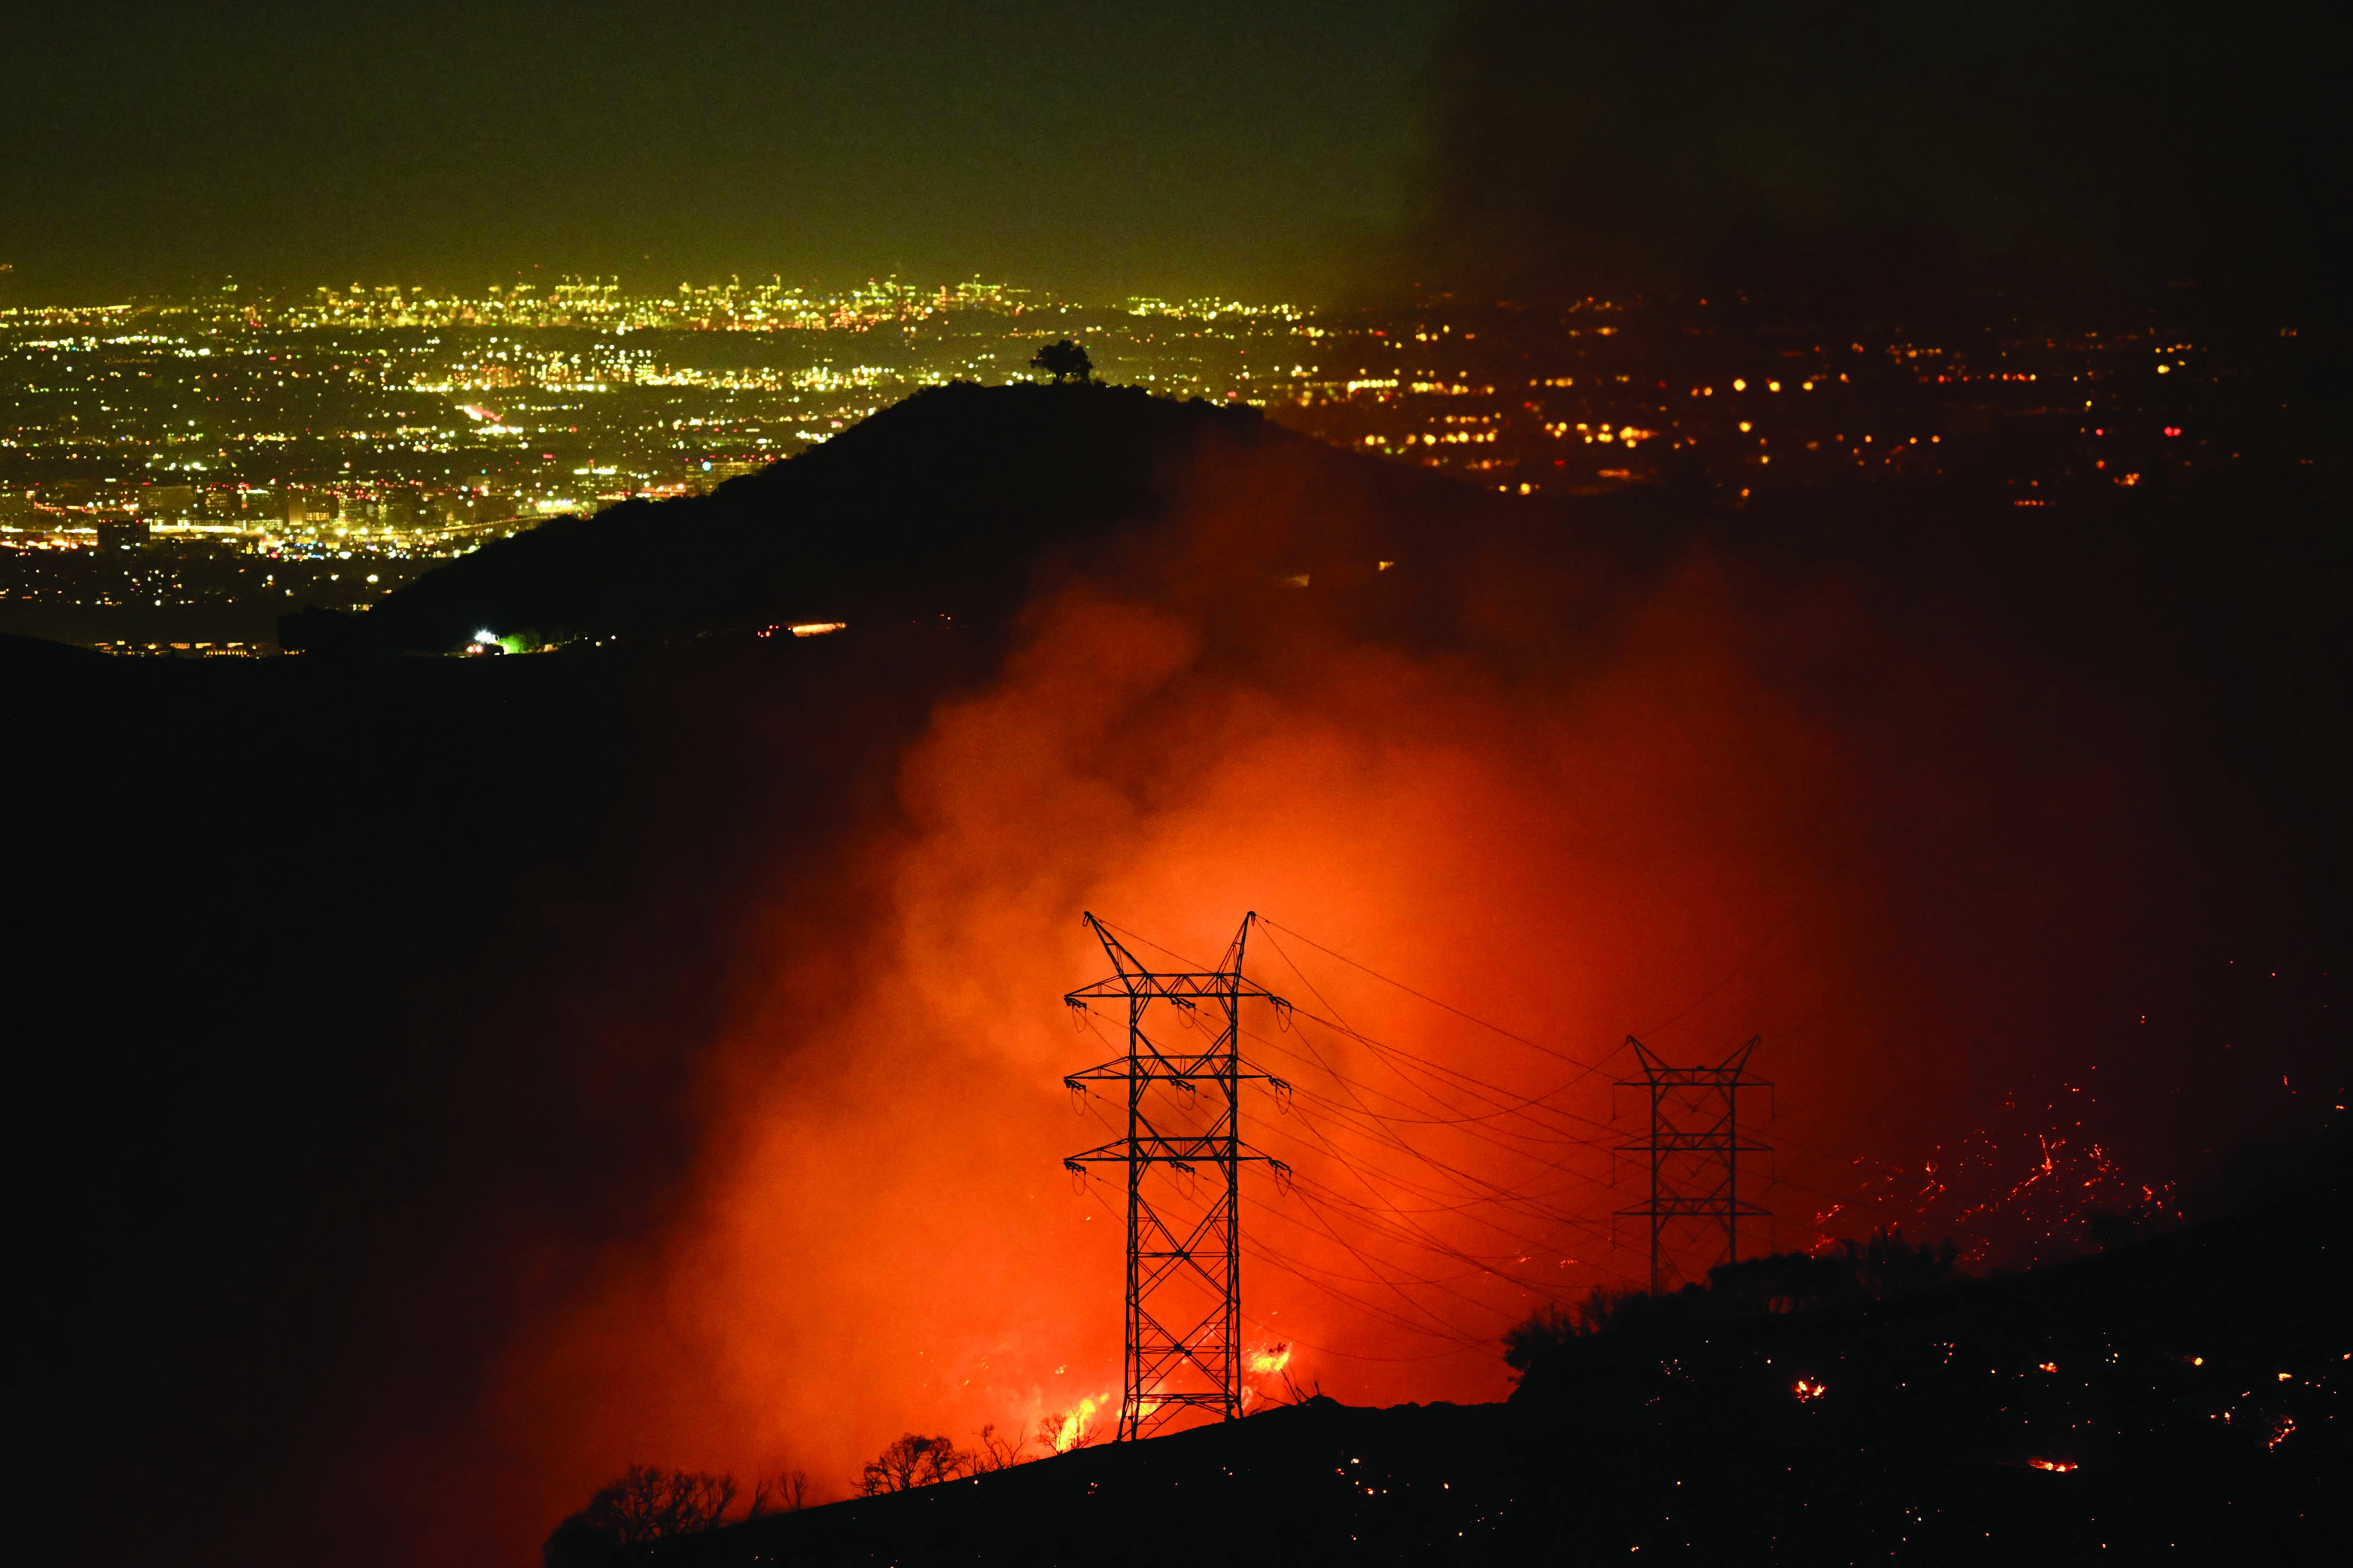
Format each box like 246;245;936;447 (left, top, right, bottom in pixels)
372;473;2315;1564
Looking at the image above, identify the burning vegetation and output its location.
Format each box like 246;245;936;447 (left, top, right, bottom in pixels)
564;1158;2345;1565
14;363;2342;1568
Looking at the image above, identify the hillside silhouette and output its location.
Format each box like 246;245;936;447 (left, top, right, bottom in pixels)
298;382;1524;655
614;1176;2348;1565
6;382;2345;1568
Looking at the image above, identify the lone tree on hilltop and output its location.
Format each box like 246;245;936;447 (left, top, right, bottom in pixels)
1030;338;1092;384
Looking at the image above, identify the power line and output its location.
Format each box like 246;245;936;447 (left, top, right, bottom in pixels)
1060;914;1898;1403
1260;917;1615;1085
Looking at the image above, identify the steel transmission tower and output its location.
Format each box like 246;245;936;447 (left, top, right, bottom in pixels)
1617;1034;1771;1293
1061;912;1290;1441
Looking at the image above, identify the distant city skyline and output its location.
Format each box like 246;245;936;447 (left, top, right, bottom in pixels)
0;2;1448;309
2;269;1311;318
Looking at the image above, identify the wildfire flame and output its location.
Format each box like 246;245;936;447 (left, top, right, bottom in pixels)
1793;1378;1827;1402
2028;1458;2078;1472
1049;1394;1107;1453
1247;1342;1293;1376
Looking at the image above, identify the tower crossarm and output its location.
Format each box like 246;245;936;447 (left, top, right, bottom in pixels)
1614;1070;1774;1090
1616;1137;1775;1153
1063;1138;1290;1172
1066;1059;1288;1093
1618;1199;1773;1218
1066;976;1288;1006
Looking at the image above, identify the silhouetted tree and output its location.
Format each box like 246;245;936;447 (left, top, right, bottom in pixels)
1708;1249;1861;1314
748;1467;808;1515
1030;339;1092;383
971;1422;1027;1472
1503;1286;1651;1377
1502;1302;1577;1378
1841;1227;1961;1299
858;1433;970;1494
1035;1408;1099;1452
541;1513;619;1568
1509;1234;1968;1388
542;1466;737;1568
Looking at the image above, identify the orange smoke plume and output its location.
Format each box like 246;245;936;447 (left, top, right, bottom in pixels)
327;455;2327;1567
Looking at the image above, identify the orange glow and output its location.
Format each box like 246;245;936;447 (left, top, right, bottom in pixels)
363;452;2245;1563
2028;1458;2078;1472
1794;1379;1827;1402
1049;1394;1110;1453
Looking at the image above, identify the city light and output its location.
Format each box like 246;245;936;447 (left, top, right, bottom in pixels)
2;279;2251;651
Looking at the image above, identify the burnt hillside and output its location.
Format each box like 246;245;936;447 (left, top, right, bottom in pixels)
629;1177;2349;1566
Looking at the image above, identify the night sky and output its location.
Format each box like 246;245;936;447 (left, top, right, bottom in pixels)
1414;0;2342;321
5;2;2336;313
2;1;1449;303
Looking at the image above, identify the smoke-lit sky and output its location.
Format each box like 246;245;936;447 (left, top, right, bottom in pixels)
1414;0;2341;319
1;1;1449;303
5;2;2335;313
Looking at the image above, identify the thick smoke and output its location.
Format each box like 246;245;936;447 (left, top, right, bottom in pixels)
350;455;2340;1563
1405;0;2340;318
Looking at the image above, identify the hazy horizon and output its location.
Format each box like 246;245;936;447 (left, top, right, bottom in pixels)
0;2;1448;309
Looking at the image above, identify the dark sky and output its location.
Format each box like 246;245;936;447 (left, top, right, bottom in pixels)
2;2;2336;315
1;1;1449;304
1413;0;2341;321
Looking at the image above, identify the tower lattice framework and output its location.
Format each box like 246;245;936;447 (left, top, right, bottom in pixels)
1617;1034;1771;1293
1062;912;1289;1441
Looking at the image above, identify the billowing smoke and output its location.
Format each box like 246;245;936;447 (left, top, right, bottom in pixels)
349;448;2339;1562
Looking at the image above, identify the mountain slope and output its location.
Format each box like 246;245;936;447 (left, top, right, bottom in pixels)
621;1179;2350;1566
317;382;1527;655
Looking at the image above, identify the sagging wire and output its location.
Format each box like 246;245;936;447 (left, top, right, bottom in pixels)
1262;915;1616;1085
1079;915;1653;1348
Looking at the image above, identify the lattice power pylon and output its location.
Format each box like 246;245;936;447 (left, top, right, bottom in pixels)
1062;912;1291;1441
1617;1034;1771;1293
